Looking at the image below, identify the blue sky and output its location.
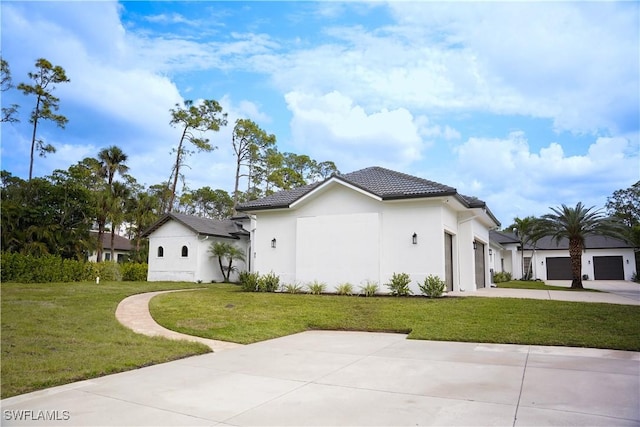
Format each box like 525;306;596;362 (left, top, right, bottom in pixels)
1;1;638;225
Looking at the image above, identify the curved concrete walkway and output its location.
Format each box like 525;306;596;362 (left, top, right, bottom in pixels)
115;290;243;352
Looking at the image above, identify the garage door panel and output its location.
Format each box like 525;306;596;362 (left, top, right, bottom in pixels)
546;257;572;280
593;256;624;280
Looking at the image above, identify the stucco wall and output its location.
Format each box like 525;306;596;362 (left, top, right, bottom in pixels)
147;220;248;282
248;181;495;294
529;247;635;281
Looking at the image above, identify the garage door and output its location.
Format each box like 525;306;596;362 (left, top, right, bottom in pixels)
593;256;624;280
546;257;572;280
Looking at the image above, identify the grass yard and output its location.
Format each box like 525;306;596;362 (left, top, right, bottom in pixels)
497;280;600;291
1;282;210;399
150;284;640;351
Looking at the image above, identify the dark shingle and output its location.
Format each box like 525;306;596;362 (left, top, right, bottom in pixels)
237;167;458;211
142;212;248;239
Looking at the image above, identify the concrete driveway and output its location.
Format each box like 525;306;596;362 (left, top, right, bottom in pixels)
2;331;638;426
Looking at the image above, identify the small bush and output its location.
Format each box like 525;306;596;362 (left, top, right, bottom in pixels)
238;271;260;292
282;282;305;294
385;272;412;296
632;271;639;283
307;281;326;295
258;272;280;292
419;274;446;298
94;262;122;282
335;282;354;296
492;271;512;283
121;263;148;281
360;280;379;297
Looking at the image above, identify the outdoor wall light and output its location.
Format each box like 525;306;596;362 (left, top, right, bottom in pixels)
588;260;591;264
412;233;418;244
627;259;630;264
489;249;493;256
473;241;477;250
271;238;277;249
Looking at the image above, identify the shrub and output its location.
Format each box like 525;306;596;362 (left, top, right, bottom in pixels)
359;280;379;297
307;281;326;295
385;272;412;296
632;272;639;283
419;274;446;298
94;262;122;282
282;282;305;294
238;271;260;292
492;271;512;283
121;263;148;281
258;272;280;292
335;282;354;296
1;252;95;283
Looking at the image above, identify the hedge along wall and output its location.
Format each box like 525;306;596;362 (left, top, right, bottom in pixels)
0;252;148;283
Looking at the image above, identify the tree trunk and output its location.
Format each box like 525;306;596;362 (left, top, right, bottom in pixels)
110;228;116;262
168;127;188;212
96;220;104;263
569;237;583;289
218;256;227;282
233;155;242;212
28;95;42;181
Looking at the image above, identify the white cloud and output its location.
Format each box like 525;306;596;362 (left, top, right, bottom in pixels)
447;132;639;223
285;90;426;170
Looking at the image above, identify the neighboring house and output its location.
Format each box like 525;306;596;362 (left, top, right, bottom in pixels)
88;231;132;263
490;230;635;281
236;166;501;294
143;212;250;282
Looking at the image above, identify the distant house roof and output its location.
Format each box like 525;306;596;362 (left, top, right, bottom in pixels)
91;231;133;251
141;212;249;239
237;166;500;226
491;230;632;250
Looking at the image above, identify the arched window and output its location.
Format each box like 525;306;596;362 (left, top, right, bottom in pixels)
157;246;164;257
181;245;188;257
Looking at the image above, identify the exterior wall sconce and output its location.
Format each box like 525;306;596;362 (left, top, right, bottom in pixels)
541;261;544;265
271;238;276;248
489;249;493;256
588;260;591;264
412;233;418;245
473;241;477;250
627;259;630;264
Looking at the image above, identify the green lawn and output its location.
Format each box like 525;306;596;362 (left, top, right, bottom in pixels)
496;280;601;291
1;282;210;399
150;284;640;351
3;281;639;400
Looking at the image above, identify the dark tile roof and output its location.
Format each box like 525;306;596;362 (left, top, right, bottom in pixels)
490;230;520;245
237;167;497;225
91;231;132;251
141;212;249;239
491;230;632;250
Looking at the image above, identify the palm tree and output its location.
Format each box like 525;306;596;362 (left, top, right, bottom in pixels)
537;202;623;289
209;241;246;282
509;216;540;280
95;146;129;262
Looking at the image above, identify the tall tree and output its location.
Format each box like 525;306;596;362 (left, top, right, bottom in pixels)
508;216;540;279
167;99;227;212
17;58;70;180
231;118;276;209
96;146;129;262
536;203;623;289
606;181;640;272
107;181;131;262
179;186;234;220
1;58;19;123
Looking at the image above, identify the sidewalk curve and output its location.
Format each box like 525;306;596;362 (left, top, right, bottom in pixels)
115;290;243;352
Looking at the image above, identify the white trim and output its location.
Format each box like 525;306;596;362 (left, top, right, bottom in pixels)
290;177;382;209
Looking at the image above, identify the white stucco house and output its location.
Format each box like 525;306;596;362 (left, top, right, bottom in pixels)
88;231;132;263
236;166;501;294
143;212;250;282
490;230;636;281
